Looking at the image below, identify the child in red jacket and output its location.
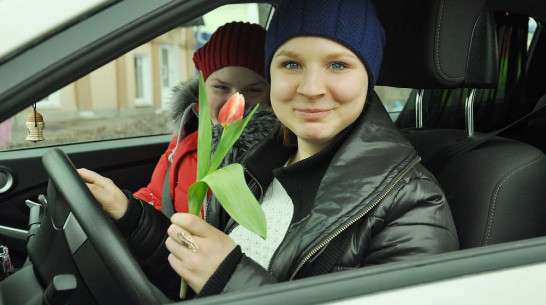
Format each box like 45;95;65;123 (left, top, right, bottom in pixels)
133;22;276;216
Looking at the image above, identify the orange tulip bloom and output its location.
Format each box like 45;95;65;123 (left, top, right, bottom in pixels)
218;92;245;128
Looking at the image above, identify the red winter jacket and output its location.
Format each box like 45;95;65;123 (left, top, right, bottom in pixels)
134;131;201;214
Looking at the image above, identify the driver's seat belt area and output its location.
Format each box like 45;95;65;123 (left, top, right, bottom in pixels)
161;164;175;217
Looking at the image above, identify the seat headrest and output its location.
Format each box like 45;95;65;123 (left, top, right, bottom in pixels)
374;0;498;89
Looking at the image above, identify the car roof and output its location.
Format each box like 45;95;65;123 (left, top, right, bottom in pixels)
0;0;114;63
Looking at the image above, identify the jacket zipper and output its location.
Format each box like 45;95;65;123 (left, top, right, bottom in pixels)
289;157;421;280
244;168;264;202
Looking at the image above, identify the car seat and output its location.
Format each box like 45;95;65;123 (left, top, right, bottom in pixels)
394;12;533;134
374;0;546;249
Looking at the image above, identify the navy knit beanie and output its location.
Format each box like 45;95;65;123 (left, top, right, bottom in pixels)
265;0;386;92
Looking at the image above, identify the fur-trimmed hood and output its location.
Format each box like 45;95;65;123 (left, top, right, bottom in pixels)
168;77;200;131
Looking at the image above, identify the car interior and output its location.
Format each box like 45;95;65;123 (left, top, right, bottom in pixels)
0;0;545;304
375;0;546;250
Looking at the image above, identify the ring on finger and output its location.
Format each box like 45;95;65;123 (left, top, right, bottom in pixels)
177;231;198;252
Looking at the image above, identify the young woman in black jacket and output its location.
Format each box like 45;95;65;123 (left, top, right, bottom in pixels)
79;0;459;300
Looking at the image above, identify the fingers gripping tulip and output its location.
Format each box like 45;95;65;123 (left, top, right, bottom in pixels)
218;92;245;128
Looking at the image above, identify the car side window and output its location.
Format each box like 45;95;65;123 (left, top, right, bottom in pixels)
528;17;538;48
375;86;413;122
0;3;274;151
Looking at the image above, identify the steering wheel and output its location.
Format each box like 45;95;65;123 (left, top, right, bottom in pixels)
41;148;166;304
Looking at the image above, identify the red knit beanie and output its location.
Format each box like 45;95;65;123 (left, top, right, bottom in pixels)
193;22;266;81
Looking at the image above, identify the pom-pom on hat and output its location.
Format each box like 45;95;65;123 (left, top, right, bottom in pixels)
193;21;266;81
265;0;386;92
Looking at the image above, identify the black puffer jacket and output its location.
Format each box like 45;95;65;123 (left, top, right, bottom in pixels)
204;93;458;292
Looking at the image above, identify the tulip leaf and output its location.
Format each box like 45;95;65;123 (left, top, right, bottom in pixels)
196;72;211;182
202;163;267;239
209;105;259;173
187;180;209;216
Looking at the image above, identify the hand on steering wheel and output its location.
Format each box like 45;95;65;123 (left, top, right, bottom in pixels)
78;168;128;220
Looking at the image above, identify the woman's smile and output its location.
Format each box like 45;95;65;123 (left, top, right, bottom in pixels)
295;108;333;120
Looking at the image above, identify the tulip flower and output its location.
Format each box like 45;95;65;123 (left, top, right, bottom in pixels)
180;71;266;298
218;92;245;128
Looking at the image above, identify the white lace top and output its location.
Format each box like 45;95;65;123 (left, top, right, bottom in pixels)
229;177;294;270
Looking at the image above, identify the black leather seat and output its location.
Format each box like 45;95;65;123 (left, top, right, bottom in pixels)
375;0;546;249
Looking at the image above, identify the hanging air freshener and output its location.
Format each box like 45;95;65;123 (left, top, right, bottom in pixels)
26;103;45;142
